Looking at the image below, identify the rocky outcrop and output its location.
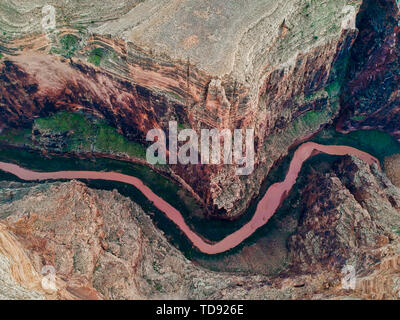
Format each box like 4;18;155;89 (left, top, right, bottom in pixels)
0;180;272;299
2;155;400;300
0;223;45;299
289;156;400;271
385;154;400;187
287;156;400;299
0;0;363;218
338;0;400;142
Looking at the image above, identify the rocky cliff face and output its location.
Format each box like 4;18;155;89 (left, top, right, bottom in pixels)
1;154;400;299
287;156;400;299
338;0;400;141
385;154;400;187
0;0;364;218
0;180;260;299
289;156;400;272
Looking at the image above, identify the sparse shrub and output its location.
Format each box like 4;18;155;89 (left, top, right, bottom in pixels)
88;47;105;66
60;34;79;58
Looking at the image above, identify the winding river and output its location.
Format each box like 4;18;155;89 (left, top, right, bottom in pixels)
0;142;380;254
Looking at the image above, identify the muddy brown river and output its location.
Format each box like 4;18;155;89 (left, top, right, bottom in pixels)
0;142;379;254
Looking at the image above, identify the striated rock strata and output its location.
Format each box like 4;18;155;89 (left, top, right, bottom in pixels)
2;154;400;299
338;0;400;141
287;156;400;299
0;0;363;218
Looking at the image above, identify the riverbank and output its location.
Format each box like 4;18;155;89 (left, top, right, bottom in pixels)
1;126;399;275
0;142;379;255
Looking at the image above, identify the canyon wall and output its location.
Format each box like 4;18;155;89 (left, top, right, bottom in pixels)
338;0;400;140
1;0;396;219
1;155;400;299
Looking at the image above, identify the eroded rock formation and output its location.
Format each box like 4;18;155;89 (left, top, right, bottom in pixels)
0;0;365;218
385;153;400;187
338;0;400;140
1;154;400;299
288;156;400;299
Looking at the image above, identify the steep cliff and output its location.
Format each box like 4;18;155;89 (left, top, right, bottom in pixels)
385;153;400;187
0;180;257;299
0;0;363;218
1;155;400;299
287;156;400;299
338;0;400;141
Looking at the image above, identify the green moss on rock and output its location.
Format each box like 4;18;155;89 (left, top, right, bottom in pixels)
88;48;105;66
34;112;146;158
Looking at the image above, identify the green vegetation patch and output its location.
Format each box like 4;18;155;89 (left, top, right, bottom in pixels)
88;47;105;66
312;128;400;162
301;111;322;127
96;124;146;158
325;80;341;98
0;128;31;146
50;34;80;58
59;34;79;58
350;115;366;121
177;123;186;130
35;112;92;133
291;108;335;136
34;112;146;158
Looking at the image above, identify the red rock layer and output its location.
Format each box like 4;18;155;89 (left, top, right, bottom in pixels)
338;0;400;141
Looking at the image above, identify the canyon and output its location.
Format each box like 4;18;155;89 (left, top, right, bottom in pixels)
1;0;400;300
0;0;373;218
0;142;380;254
1;154;400;299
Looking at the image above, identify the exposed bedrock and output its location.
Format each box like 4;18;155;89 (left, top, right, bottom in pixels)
385;153;400;187
338;0;400;141
0;0;380;218
0;180;251;299
289;155;400;283
1;157;400;299
285;155;400;299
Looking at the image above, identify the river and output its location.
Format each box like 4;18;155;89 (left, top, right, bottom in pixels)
0;142;379;254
